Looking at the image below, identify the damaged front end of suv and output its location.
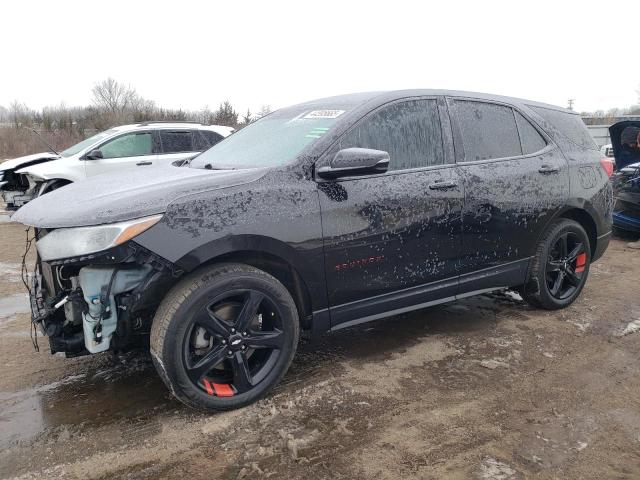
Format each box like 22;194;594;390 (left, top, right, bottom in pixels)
24;215;180;356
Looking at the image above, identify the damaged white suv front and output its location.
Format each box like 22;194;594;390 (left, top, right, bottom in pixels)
4;122;232;209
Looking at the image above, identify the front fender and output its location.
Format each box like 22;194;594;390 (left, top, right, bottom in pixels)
17;161;84;183
133;172;328;311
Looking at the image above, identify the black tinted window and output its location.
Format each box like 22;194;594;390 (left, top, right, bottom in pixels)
160;131;193;153
194;130;223;150
515;111;547;154
338;99;444;171
530;106;597;150
455;101;522;161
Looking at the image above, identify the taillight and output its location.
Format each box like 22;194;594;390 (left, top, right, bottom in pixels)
600;158;614;177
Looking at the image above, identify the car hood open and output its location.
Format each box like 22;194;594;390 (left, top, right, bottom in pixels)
609;121;640;170
13;165;267;228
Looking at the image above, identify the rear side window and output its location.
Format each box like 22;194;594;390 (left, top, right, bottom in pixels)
338;99;445;171
455;101;521;161
530;106;597;150
515;111;547;154
194;130;223;151
160;131;193;153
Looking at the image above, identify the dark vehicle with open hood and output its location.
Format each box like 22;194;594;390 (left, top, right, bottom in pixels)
13;90;614;411
609;121;640;233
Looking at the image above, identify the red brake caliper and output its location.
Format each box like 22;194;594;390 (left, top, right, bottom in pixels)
203;379;235;397
575;252;587;273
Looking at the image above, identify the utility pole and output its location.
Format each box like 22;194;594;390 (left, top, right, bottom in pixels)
567;99;575;111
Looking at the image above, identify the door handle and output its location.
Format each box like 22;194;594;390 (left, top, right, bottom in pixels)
136;161;153;166
428;180;458;190
538;165;559;174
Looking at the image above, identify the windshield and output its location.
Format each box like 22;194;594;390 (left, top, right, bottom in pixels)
60;129;117;157
190;108;346;169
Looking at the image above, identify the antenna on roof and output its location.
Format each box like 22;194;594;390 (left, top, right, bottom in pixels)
25;127;60;156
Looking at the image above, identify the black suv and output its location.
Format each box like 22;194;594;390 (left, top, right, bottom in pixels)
15;90;614;410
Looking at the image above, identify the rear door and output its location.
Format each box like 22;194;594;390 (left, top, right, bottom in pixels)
156;129;198;166
450;98;569;294
318;97;464;328
85;130;158;177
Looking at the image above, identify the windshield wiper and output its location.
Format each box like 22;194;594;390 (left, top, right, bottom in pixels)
204;164;235;170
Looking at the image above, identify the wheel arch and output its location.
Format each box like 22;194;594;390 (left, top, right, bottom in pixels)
39;178;72;195
532;206;598;259
206;250;314;330
174;236;322;331
557;207;597;257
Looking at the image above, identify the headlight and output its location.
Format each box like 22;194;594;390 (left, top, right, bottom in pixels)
36;215;162;261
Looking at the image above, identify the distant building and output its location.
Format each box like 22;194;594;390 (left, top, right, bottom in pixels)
582;115;640;148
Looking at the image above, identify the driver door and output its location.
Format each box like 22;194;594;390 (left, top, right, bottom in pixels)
85;130;159;177
318;97;463;328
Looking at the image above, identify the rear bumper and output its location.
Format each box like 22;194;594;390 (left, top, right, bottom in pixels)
592;231;611;262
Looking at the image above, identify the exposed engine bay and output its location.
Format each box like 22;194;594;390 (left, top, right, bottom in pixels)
24;229;180;357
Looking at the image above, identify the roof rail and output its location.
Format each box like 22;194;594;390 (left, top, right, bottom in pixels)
136;120;207;126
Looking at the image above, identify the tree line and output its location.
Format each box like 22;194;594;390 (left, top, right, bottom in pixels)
0;78;271;159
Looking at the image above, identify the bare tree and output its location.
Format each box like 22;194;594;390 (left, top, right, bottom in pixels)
9;101;33;128
91;78;138;114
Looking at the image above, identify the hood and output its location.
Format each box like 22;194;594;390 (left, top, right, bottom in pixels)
609;121;640;170
0;152;59;171
13;165;267;228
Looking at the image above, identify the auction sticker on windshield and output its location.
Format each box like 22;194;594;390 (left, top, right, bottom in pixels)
303;110;345;119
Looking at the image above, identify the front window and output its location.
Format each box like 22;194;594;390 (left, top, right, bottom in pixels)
99;132;153;159
190;108;346;169
60;129;117;157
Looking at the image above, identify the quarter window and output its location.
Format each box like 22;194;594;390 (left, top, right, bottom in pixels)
160;131;193;153
194;130;223;151
455;101;522;161
515;111;546;154
338;99;445;171
99;132;153;159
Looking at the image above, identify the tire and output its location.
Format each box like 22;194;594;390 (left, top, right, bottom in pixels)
150;263;299;411
523;219;591;310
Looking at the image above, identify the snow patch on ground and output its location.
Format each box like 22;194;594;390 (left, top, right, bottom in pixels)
479;359;509;370
481;457;517;479
618;319;640;337
503;290;523;302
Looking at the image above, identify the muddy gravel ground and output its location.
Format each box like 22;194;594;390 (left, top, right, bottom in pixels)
1;212;640;480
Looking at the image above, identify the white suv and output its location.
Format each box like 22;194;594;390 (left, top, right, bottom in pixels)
1;122;233;208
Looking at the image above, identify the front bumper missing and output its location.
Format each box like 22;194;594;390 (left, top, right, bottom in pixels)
2;189;34;207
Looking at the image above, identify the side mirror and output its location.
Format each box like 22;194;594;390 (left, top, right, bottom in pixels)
317;148;389;179
85;149;103;160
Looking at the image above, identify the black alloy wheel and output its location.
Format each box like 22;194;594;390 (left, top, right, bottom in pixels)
183;289;285;397
545;231;588;300
522;219;591;310
151;263;299;411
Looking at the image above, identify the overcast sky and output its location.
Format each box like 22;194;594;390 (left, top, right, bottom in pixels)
2;0;637;114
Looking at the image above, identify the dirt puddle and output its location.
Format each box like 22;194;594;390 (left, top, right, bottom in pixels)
0;353;178;450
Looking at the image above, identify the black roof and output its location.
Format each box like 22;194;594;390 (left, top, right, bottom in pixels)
293;89;572;115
